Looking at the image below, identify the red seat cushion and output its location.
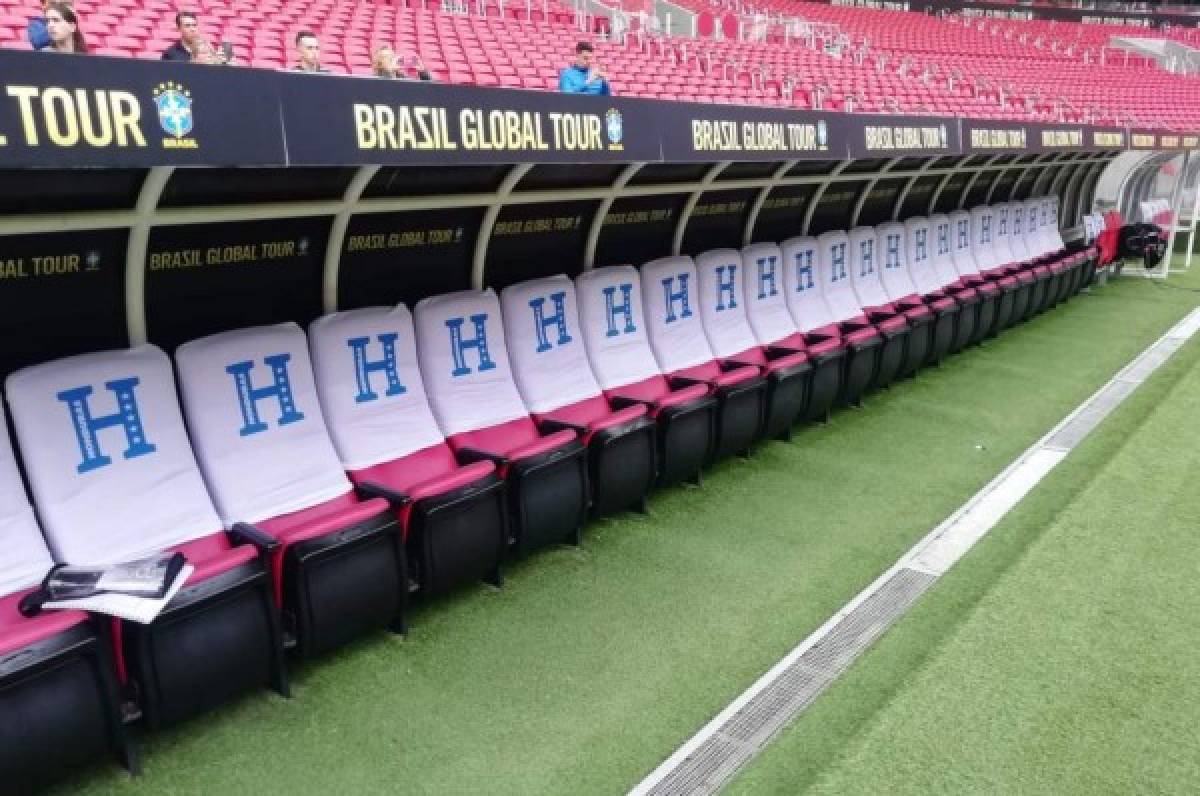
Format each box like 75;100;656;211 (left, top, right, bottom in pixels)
0;589;90;658
539;396;647;443
605;375;708;416
350;445;496;533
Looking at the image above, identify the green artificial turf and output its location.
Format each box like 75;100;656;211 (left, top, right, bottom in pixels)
728;282;1200;794
62;266;1200;795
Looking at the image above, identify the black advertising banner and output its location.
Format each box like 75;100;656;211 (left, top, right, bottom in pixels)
145;217;329;351
0;50;285;168
279;74;661;165
911;0;1200;27
339;208;482;310
658;102;847;161
963;121;1128;154
1130;130;1200;152
846;114;960;159
0;229;128;377
486;200;599;288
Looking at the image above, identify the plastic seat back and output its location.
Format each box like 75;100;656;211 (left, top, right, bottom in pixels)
694;248;761;359
575;266;662;392
950;210;982;277
309;306;447;472
780;235;837;332
6;346;222;564
816;230;861;322
500;275;603;414
741;242;798;345
876;221;917;301
0;420;54;596
413;289;529;437
640;255;717;373
175;324;351;526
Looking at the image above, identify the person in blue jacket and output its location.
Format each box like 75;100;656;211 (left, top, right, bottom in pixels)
27;0;54;50
559;41;612;96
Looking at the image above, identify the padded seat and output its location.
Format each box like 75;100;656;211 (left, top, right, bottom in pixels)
900;216;963;364
694;248;815;440
501;276;656;517
783;234;882;407
835;228;911;392
640;255;768;460
310;306;506;598
5;345;288;730
949;209;1005;342
0;419;131;790
176;324;403;656
576;266;717;488
742;241;844;423
415;289;589;553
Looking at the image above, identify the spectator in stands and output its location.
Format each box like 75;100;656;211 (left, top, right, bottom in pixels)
293;31;329;73
559;41;612;95
43;2;87;54
26;0;55;50
372;44;432;81
162;11;232;64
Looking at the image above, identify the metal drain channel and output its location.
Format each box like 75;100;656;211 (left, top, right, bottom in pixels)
631;307;1200;796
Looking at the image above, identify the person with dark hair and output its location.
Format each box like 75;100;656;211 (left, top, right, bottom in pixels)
559;41;611;95
162;11;232;63
43;2;87;54
293;30;329;73
371;43;432;80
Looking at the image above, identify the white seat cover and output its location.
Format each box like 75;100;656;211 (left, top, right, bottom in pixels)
741;242;799;345
781;235;838;332
1024;198;1049;257
575;266;661;391
877;221;918;301
1043;196;1066;250
816;230;862;322
0;420;55;595
847;226;889;309
640;255;717;373
500;275;602;414
309;306;446;472
414;289;529;437
929;214;963;288
950;210;982;278
6;346;221;565
1008;202;1032;262
694;248;761;358
991;203;1017;265
175;323;351;526
970;206;999;270
904;217;941;296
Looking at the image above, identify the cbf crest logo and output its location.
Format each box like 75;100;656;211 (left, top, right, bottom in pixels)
153;82;198;150
817;120;828;150
605;109;624;151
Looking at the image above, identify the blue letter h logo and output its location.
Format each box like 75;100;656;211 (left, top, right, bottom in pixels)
794;250;815;292
446;314;496;377
756;256;778;299
715;264;738;311
529;291;573;353
661;274;692;324
859;239;874;277
830;244;847;283
886;235;901;269
226;354;305;437
57;378;157;474
602;284;637;337
348;333;407;404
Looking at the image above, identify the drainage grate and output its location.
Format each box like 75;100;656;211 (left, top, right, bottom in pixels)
647;568;935;796
1044;380;1137;451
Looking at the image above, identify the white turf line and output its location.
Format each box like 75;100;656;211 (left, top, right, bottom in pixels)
629;306;1200;796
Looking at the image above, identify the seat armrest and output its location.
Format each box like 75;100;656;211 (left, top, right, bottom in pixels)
506;429;577;462
537;417;589;436
456;446;508;468
354;480;412;506
608;393;647;411
229;522;280;553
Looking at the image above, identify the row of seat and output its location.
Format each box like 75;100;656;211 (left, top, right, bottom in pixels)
0;194;1093;790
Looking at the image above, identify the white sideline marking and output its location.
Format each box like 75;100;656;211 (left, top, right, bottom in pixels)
629;306;1200;796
